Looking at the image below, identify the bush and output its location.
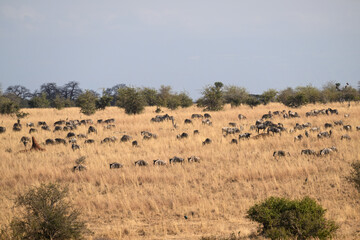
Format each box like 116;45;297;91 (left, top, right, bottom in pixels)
247;196;338;240
76;90;98;115
117;87;145;114
197;82;224;111
1;183;90;240
0;96;20;115
348;161;360;192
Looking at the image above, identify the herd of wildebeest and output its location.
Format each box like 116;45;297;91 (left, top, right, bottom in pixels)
0;106;358;172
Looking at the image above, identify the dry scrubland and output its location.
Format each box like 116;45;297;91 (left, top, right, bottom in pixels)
0;103;360;239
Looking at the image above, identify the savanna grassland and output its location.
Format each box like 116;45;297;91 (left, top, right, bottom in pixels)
0;103;360;239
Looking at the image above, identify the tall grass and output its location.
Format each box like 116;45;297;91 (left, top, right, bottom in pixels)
0;102;359;239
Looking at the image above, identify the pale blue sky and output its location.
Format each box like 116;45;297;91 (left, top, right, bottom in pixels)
0;1;359;98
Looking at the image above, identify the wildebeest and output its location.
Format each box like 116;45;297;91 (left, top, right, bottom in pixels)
72;164;86;172
151;114;173;122
110;162;123;169
88;126;97;134
222;127;240;135
317;130;332;139
184;119;192;124
319;146;337;155
69;138;77;144
45;139;55;145
38;121;47;126
0;126;6;133
13;120;22;131
301;149;316;155
20;136;30;148
141;131;157;140
41;125;50;131
101;136;117;143
230;139;238;144
54;120;65;126
356;126;360;131
204;113;211;119
324;123;333;128
97;119;103;124
341;135;351;140
343;125;352;131
267;126;282;135
238;114;246;120
104;124;116;130
169;156;184;164
191;114;203;119
71;143;80;150
273;150;289;157
135;160;148;166
288;111;300;118
229;122;237;127
77;134;87;139
104;118;115;124
84;139;95;144
67;132;76;138
202;138;212;145
29;128;37;134
153;159;166;165
334;120;343;126
55;138;67;145
193;130;200;135
239;133;251;139
132;140;138;147
54;126;62;132
121;135;132;142
188;156;200;163
310;127;320;132
294;134;303;141
177;132;188;139
326;108;338;115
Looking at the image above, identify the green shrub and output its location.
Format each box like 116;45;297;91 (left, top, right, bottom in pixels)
76;90;98;115
0;96;20;115
247;196;338;240
117;87;145;114
0;183;90;240
348;161;360;192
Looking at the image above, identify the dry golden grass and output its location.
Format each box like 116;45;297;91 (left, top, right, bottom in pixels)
0;103;360;239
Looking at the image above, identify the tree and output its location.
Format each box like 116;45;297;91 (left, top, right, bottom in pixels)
40;83;60;101
1;183;90;240
157;85;172;107
247;196;338;240
140;87;159;106
223;86;249;107
117;87;145;114
197;82;224;111
0;96;20;115
245;95;261;108
261;89;278;105
76;90;98;115
5;85;32;100
105;84;126;106
178;92;193;108
28;93;51;108
52;95;66;110
96;91;113;110
61;81;83;102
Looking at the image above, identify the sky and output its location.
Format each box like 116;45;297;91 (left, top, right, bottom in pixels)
0;0;359;99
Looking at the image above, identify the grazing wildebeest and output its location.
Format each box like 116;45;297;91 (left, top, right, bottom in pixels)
20;136;30;148
77;134;87;139
54;126;62;132
229;122;237;127
204;113;211;119
97;119;103;124
101;136;117;143
319;146;337;156
188;156;200;163
193;130;200;135
341;135;351;140
54;120;65;126
305;130;309;138
288;111;300;118
334;120;343;126
301;149;316;155
191;114;203;119
153;159;166;165
343;125;352;131
222;127;240;135
132;140;138;147
141;131;157;140
231;139;238;144
238;114;246;120
104;124;116;130
267;126;281;135
324;123;332;128
273;150;289;157
357;126;360;131
55;138;67;145
29;128;37;134
135;160;148;166
41;125;50;131
239;133;251;139
110;162;123;169
294;134;303;141
26;122;35;127
326;108;338;115
184;119;192;124
84;139;95;144
202;119;212;126
317;130;332;139
177;132;188;139
0;126;6;133
68;138;77;144
71;143;80;150
13;120;22;131
169;156;184;164
151;114;173;122
67;132;76;138
310;127;320;132
88;126;97;134
202;138;212;145
45;139;55;145
72;164;86;172
38;121;47;126
121;135;132;142
104;118;115;124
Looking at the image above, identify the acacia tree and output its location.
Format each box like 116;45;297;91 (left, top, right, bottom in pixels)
197;82;224;111
76;90;98;115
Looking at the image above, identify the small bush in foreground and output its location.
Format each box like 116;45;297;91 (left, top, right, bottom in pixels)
247;196;338;240
348;161;360;193
0;183;90;240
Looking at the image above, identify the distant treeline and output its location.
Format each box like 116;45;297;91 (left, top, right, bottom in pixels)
0;81;359;115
